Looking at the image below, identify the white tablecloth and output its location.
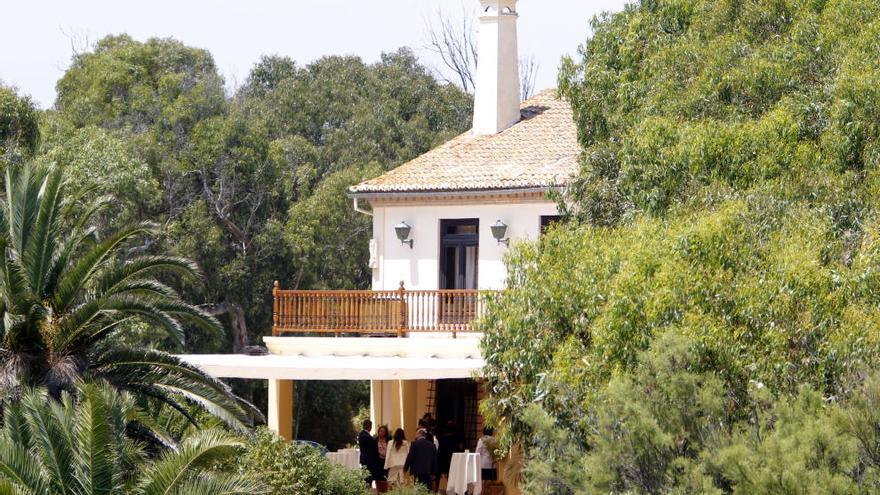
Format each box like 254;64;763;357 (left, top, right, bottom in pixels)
446;452;482;495
326;449;361;470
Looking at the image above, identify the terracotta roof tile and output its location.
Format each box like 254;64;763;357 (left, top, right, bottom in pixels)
350;89;579;194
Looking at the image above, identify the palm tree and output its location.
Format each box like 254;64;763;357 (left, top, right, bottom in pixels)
0;382;266;494
0;162;259;431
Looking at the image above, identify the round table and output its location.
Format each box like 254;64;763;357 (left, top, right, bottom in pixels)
325;449;361;470
446;452;482;495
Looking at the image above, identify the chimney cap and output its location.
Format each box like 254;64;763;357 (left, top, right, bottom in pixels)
479;0;518;15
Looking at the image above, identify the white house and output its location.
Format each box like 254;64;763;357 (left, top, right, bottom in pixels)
181;1;579;489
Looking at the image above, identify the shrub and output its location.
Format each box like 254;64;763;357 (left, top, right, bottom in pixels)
386;484;434;495
519;333;880;494
240;428;369;495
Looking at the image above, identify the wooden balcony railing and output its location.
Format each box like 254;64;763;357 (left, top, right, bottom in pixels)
272;281;498;337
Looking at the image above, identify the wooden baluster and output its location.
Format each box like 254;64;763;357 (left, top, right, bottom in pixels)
397;281;405;337
348;292;354;334
342;292;347;332
348;293;354;332
454;291;460;338
467;290;473;332
417;291;421;331
272;281;279;336
309;294;314;331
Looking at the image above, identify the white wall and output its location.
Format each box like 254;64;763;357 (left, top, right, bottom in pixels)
370;200;559;291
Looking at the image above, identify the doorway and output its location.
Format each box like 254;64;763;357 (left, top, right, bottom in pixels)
439;219;478;324
434;378;480;455
439;219;479;290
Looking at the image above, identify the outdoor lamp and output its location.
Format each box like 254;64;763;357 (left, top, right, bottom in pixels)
395;221;413;248
491;219;510;246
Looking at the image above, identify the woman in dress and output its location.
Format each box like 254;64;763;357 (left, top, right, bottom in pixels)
376;424;391;477
384;428;410;486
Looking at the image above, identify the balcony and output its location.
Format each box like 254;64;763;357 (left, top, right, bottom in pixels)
272;282;498;337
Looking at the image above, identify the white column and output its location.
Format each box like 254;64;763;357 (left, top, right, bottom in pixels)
267;379;293;440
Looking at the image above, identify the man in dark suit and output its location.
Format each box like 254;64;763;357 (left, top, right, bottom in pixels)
358;419;381;486
404;428;438;490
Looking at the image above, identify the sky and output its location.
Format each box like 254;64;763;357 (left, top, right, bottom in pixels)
0;0;629;108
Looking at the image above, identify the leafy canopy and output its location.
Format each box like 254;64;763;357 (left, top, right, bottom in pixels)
480;0;880;472
519;332;880;494
0;84;39;161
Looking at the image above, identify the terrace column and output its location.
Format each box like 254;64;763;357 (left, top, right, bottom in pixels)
400;380;419;435
268;379;294;440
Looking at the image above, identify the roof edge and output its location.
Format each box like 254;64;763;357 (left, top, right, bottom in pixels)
347;185;564;201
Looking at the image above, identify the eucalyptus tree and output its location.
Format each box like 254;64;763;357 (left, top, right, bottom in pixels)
0;162;258;431
0;84;39;162
0;382;266;495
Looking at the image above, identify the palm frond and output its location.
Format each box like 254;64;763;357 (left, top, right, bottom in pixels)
0;432;50;495
95;256;203;297
72;383;116;495
5;163;46;262
89;348;262;432
52;223;158;314
24;166;64;300
15;390;74;495
54;296;184;352
0;476;36;495
170;472;268;495
136;430;247;495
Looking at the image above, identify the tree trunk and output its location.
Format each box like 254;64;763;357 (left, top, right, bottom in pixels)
204;301;248;352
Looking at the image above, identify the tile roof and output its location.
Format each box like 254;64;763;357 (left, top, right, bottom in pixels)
350;88;580;194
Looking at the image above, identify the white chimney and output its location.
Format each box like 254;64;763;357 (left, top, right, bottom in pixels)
472;0;521;135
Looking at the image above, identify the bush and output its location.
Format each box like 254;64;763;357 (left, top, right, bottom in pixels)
519;332;880;494
240;428;369;495
482;0;880;449
386;485;434;495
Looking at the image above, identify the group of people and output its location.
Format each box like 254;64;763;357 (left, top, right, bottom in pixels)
357;414;497;491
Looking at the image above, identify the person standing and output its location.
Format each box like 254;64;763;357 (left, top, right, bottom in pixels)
385;428;410;486
404;428;437;490
376;424;391;478
358;419;382;486
475;426;498;481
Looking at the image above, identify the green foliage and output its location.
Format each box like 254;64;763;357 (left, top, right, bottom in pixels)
0;84;39;161
38;120;161;229
240;428;368;495
385;485;434;495
483;0;880;490
0;381;265;495
285;165;380;290
481;192;880;446
0;161;257;432
559;0;880;222
519;333;880;494
293;380;370;451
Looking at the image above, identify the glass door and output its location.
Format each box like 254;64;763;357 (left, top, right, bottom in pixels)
439;219;479;324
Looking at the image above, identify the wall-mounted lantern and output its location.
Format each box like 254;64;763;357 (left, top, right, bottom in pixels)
491;219;510;246
395;221;413;248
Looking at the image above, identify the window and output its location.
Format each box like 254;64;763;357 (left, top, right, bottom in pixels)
540;215;562;233
439;219;479;290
